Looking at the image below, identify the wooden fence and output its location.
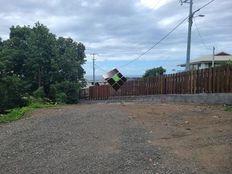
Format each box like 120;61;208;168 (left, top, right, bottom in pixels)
83;66;232;100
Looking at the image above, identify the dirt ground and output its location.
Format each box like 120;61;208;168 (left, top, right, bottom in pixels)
120;103;232;173
0;103;231;173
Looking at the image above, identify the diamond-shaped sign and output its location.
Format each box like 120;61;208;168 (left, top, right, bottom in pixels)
103;68;127;91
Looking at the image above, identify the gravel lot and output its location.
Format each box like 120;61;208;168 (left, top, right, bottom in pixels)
0;103;231;174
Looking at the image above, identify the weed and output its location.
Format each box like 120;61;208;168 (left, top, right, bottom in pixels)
224;105;232;112
0;102;54;123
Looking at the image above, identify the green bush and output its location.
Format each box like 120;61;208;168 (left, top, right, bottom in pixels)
55;92;67;104
55;81;80;104
143;66;166;78
0;75;27;113
0;100;53;123
33;87;45;99
224;105;232;112
49;85;57;101
31;82;80;104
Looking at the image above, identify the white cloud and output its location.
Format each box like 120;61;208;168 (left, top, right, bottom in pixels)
140;0;172;10
158;15;182;27
0;0;231;75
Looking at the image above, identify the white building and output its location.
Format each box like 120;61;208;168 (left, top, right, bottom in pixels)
179;52;232;70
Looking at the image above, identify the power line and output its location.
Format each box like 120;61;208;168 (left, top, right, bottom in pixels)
153;0;163;9
196;0;215;12
119;0;215;69
119;16;189;68
95;63;107;73
193;18;211;50
94;0;216;71
85;53;107;73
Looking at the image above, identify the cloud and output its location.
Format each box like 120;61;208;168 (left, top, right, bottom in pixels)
0;0;231;75
140;0;172;10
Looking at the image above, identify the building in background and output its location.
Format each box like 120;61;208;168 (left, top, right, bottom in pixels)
179;52;232;70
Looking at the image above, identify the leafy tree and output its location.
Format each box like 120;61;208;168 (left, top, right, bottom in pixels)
2;26;31;77
53;37;86;84
143;66;166;78
0;22;86;113
25;22;57;97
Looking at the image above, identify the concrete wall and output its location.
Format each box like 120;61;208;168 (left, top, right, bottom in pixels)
107;93;232;104
81;93;232;105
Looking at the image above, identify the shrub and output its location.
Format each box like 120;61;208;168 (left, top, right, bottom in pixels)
143;66;166;78
49;85;57;101
0;75;27;113
55;92;67;104
33;87;45;99
54;81;80;104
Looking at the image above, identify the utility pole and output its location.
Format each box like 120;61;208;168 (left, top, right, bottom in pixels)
180;0;215;71
92;53;96;85
186;0;193;71
212;46;215;67
180;0;193;71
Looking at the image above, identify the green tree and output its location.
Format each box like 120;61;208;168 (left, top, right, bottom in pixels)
52;37;86;84
25;22;57;97
0;22;86;113
2;26;31;77
143;66;166;78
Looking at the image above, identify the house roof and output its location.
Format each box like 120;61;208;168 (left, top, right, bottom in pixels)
215;52;230;56
179;52;232;67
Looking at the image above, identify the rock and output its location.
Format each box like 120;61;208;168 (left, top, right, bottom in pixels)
153;162;158;166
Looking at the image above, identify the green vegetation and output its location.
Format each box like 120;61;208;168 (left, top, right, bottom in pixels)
225;60;232;66
224;105;232;112
143;66;166;78
0;22;86;115
0;100;54;123
222;60;232;67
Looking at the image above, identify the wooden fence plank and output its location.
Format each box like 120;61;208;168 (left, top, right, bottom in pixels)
85;66;232;100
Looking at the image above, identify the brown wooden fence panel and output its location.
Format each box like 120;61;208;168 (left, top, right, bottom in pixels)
228;66;232;92
89;85;110;100
229;67;232;92
83;66;232;100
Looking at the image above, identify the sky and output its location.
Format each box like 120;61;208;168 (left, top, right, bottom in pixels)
0;0;231;77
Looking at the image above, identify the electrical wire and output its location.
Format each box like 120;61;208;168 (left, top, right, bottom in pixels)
193;18;211;50
119;16;189;68
95;63;107;73
196;0;215;12
119;0;215;69
94;0;216;71
153;0;163;9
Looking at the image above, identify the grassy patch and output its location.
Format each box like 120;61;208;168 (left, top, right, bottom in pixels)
0;102;54;123
224;105;232;112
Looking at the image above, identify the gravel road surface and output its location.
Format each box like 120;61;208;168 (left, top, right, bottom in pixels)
0;103;231;174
